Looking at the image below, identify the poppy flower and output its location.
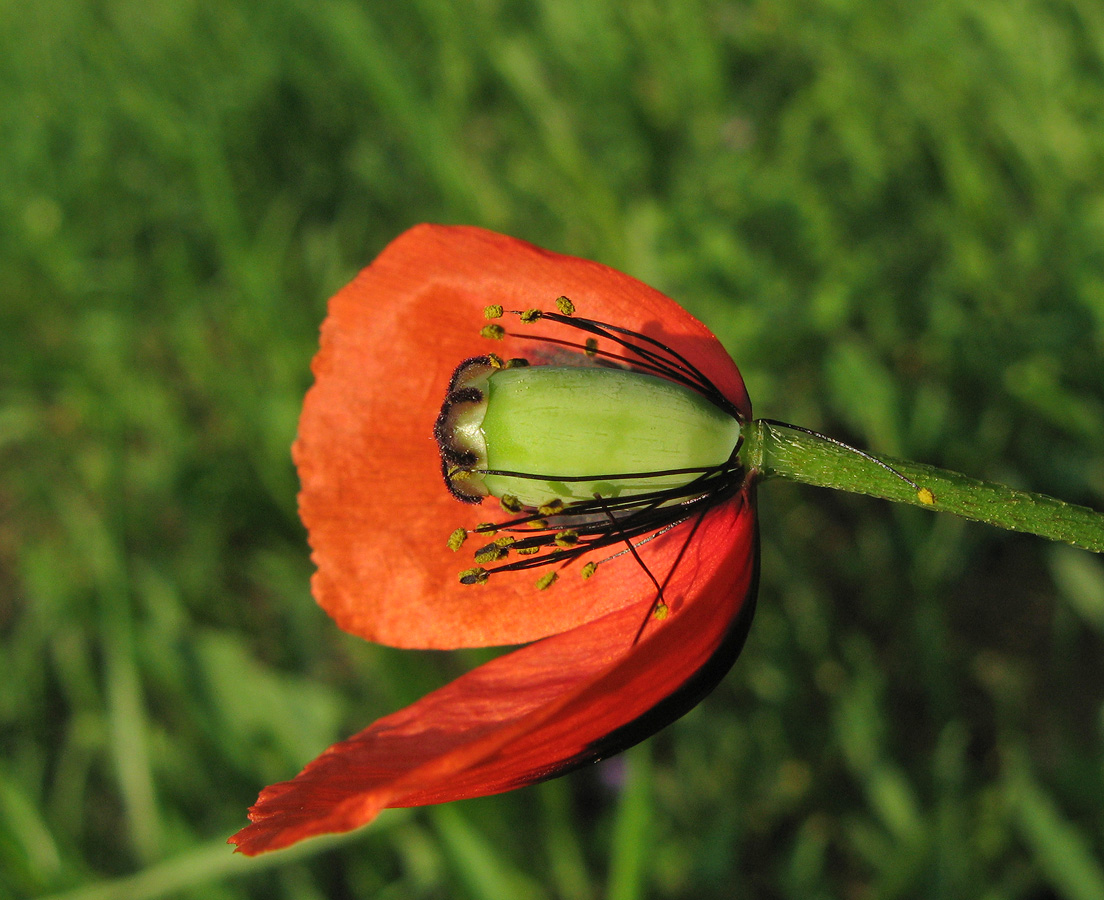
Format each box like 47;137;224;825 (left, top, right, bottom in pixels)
230;225;759;855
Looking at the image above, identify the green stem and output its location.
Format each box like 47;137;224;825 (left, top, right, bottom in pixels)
741;419;1104;554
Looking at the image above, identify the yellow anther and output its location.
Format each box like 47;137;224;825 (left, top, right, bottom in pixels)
520;309;542;323
535;571;558;590
652;603;669;620
459;567;489;585
581;561;598;579
483;304;504;319
539;499;564;516
555;296;575;316
917;487;935;506
554;530;579;548
474;545;508;564
480;324;505;340
585;338;598;357
499;494;523;513
447;528;467;552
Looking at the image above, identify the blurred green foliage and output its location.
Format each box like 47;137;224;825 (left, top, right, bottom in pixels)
3;0;1104;897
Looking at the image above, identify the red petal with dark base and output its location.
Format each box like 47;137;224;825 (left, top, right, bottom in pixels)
230;489;756;855
294;225;751;649
231;226;760;854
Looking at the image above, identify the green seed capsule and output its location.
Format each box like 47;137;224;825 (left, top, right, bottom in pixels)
436;360;740;509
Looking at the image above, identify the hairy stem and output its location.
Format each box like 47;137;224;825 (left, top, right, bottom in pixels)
741;419;1104;554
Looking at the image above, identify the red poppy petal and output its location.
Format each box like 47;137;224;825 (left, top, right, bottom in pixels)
230;488;756;855
298;224;751;649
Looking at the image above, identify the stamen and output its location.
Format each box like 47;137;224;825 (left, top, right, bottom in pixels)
478;461;737;486
554;529;579;547
535;571;558;590
443;299;750;599
451;462;744;590
502;307;741;420
474;544;510;564
458;567;489;585
447;528;467;551
591;492;668;615
630;487;721;642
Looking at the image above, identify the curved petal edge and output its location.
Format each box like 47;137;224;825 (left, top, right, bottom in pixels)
230;489;757;855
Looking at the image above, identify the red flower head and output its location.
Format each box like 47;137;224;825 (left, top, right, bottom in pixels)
230;225;759;855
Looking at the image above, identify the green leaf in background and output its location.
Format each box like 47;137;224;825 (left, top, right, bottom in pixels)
4;0;1103;897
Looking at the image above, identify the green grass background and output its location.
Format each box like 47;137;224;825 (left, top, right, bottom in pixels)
4;0;1104;897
